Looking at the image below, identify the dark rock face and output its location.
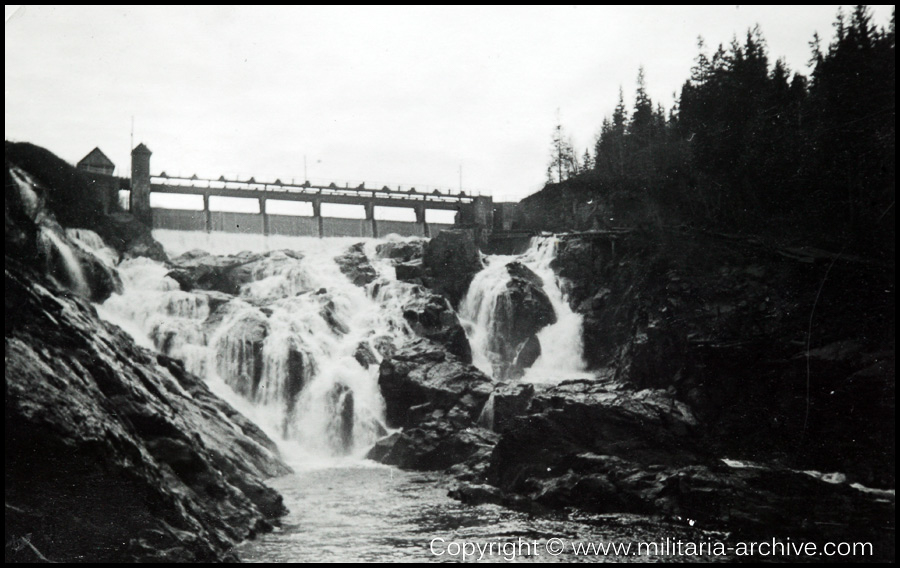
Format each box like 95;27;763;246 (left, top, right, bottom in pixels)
367;339;496;472
401;293;472;363
5;264;290;563
334;242;377;287
168;249;305;295
550;231;895;487
100;212;169;262
372;336;892;558
375;239;425;264
368;423;498;471
395;258;425;284
422;229;483;307
325;383;355;453
377;340;493;428
477;380;894;546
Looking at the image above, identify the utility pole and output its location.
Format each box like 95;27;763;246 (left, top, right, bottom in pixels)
459;163;462;193
304;155;307;182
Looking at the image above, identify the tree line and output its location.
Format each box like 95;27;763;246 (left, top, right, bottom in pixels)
536;6;894;255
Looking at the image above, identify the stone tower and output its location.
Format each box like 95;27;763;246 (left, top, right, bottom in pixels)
130;143;152;225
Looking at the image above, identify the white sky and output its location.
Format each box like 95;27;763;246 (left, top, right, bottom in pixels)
5;5;894;203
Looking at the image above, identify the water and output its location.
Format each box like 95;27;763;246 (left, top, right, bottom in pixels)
237;463;726;563
460;236;588;383
66;228;120;267
39;227;91;297
10;166;91;298
92;230;633;562
97;229;590;456
101;231;427;459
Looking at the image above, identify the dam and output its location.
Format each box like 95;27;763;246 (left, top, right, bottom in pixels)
125;143;493;239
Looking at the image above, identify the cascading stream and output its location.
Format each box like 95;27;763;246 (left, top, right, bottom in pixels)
459;236;587;382
92;229;585;464
98;231;425;462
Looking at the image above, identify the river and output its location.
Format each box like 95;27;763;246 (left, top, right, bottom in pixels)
83;228;726;563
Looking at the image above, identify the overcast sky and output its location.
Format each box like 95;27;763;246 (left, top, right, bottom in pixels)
5;5;894;202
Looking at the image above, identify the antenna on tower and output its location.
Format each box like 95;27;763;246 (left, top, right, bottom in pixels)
130;115;135;177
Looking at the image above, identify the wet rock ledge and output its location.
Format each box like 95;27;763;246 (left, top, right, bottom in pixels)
5;260;292;562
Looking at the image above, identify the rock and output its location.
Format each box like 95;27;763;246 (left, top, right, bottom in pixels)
197;290;234;313
505;260;543;287
500;262;557;346
326;383;355;453
401;293;472;363
73;239;123;302
488;383;705;494
366;423;498;471
510;335;541;379
354;341;379;367
102;212;169;262
475;379;894;541
168;250;257;294
369;339;499;472
422;229;483;307
334;242;377;287
375;239;425;263
487;382;536;433
484;262;557;378
285;341;311;409
5;264;290;563
395;258;424;283
168;249;309;296
377;339;494;429
321;299;349;335
34;220;123;303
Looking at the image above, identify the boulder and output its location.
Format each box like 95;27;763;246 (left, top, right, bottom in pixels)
484;262;557;378
486;382;536;433
375;239;425;263
366;422;498;471
334;242;377;287
401;293;472;363
368;339;501;472
377;339;493;429
395;258;425;283
422;229;483;307
168;250;264;294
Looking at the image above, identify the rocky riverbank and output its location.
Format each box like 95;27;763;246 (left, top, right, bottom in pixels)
6;146;291;562
363;228;895;560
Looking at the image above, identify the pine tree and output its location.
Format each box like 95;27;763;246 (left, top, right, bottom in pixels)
546;114;577;184
629;67;655;148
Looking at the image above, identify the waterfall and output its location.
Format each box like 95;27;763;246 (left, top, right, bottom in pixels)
460;236;587;383
66;228;119;267
476;392;496;430
39;227;91;297
95;228;587;464
10;166;91;298
100;231;423;461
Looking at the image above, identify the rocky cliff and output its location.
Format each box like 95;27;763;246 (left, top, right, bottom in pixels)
551;229;894;487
